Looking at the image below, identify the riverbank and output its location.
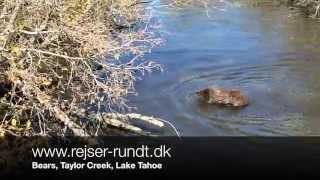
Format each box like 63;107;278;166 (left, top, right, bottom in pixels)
0;0;168;137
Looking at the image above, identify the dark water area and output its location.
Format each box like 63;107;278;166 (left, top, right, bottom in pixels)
130;1;320;136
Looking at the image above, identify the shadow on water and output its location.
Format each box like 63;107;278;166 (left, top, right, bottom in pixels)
130;0;320;136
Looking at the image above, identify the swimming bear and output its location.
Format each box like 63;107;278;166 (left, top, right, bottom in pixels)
196;88;249;107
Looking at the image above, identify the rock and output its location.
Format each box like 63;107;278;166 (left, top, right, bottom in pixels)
196;88;249;107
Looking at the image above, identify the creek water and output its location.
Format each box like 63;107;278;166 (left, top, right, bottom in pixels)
130;1;320;136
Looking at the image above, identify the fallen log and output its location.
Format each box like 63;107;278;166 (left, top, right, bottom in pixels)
103;113;180;137
103;113;165;127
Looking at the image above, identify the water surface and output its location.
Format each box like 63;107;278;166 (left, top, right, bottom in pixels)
131;1;320;136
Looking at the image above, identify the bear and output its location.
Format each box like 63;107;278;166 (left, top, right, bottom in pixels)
196;88;249;107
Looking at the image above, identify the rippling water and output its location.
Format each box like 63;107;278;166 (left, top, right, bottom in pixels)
130;1;320;136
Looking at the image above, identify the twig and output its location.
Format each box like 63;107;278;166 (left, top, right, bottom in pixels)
52;106;89;136
1;0;22;48
4;129;19;136
18;30;57;35
312;4;320;18
128;1;152;8
22;48;85;60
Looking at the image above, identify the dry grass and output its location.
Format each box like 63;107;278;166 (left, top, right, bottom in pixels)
0;0;166;137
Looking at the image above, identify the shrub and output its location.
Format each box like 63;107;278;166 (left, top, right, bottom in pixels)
0;0;164;136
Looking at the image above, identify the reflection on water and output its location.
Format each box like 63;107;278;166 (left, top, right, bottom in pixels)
130;1;320;136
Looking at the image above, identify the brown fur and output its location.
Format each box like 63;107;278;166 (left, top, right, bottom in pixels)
196;88;249;107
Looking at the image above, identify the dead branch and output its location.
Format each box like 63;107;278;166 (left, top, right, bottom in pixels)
0;0;165;137
104;113;164;127
52;106;89;136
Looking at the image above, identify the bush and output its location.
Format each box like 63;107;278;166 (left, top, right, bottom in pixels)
0;0;164;137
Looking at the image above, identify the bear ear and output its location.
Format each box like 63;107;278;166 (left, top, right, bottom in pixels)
196;89;208;95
